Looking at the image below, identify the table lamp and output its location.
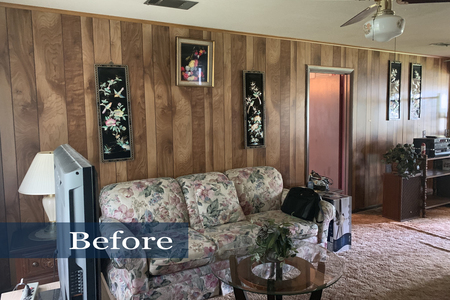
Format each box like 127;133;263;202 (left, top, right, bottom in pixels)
18;151;56;241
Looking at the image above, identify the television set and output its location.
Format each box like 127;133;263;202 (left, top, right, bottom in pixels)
54;144;101;300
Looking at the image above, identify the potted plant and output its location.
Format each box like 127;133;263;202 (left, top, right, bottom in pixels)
383;143;420;179
250;219;297;264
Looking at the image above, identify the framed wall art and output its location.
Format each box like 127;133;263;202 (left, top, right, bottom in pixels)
176;37;215;87
409;63;422;120
243;71;266;148
95;64;134;162
388;61;402;120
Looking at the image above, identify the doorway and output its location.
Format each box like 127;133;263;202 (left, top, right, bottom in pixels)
306;66;353;195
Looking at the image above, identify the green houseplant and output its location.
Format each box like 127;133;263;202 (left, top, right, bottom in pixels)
250;219;298;264
383;143;420;179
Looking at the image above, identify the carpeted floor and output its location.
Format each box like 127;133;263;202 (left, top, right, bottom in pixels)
216;206;450;300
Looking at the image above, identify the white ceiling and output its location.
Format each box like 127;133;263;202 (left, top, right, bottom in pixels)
5;0;450;57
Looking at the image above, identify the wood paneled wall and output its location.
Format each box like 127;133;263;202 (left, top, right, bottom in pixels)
1;5;449;225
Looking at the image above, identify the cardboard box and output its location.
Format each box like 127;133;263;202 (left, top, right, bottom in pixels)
319;191;352;252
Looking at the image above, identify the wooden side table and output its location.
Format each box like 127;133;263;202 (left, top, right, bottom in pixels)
9;226;58;285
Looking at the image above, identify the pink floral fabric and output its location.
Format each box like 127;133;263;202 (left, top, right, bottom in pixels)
246;210;319;239
177;172;245;229
148;228;216;275
197;220;260;256
224;166;283;215
106;261;220;300
99;177;189;223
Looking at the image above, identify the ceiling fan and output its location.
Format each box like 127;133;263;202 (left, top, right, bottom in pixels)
341;0;450;42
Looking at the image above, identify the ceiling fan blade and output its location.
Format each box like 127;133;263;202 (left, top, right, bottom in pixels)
397;0;450;3
340;3;379;27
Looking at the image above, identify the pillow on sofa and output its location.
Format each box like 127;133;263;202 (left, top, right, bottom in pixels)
177;172;246;229
195;181;246;228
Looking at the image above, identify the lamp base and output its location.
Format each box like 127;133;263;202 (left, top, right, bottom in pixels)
29;222;57;241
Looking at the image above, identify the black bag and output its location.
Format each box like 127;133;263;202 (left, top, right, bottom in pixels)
281;187;322;222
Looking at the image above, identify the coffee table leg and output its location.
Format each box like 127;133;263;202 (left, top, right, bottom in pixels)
309;290;323;300
233;287;248;300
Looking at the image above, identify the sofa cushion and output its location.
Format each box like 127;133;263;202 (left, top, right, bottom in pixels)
225;166;284;215
147;228;216;276
246;210;319;240
177;172;246;229
197;220;260;255
100;177;189;223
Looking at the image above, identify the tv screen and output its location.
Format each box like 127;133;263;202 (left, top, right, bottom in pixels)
54;144;100;300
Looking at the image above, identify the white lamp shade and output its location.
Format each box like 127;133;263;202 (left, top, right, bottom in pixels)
364;14;405;42
18;151;55;195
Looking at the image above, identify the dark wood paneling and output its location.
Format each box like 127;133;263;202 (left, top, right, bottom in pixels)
253;37;267;167
231;34;246;169
279;40;291;188
32;11;68;151
93;18;116;188
7;8;42;222
153;25;174;178
0;5;449;223
171;27;193;178
121;21;147;181
212;32;225;172
266;38;281;171
0;7;20;224
62;15;87;158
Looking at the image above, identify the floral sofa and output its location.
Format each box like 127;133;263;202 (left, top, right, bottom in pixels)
99;166;335;300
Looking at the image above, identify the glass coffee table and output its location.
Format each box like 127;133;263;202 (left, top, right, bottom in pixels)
210;241;344;300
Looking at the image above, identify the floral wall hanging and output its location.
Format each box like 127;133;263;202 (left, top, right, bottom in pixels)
388;61;402;120
95;64;134;162
409;63;422;120
176;37;215;87
243;71;266;148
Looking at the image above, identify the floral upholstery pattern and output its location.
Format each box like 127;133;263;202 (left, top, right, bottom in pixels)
224;166;283;215
246;210;319;239
100;166;337;300
197;220;260;255
177;172;245;229
100;178;189;223
143;271;220;300
148;228;216;275
106;262;220;300
106;259;149;300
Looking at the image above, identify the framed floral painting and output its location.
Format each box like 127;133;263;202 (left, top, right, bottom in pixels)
409;63;422;120
95;64;134;162
388;61;401;120
176;37;215;87
243;71;266;148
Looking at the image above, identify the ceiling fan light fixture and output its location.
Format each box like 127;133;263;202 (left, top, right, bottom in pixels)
364;13;405;42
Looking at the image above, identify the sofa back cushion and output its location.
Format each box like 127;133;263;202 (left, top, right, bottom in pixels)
224;166;283;215
99;177;189;223
177;172;246;229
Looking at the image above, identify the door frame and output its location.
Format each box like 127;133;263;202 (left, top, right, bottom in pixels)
305;65;354;194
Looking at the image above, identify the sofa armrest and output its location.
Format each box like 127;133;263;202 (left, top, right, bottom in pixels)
99;217;148;272
281;188;290;205
316;200;335;245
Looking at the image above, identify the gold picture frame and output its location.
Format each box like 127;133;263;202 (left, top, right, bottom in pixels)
176;37;214;87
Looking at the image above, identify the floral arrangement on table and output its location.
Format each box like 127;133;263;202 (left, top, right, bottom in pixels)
181;47;207;82
382;143;420;179
250;219;297;265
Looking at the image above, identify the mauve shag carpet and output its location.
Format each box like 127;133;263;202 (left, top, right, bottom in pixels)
215;206;450;300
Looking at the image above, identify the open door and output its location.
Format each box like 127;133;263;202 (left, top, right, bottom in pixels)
306;66;353;195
